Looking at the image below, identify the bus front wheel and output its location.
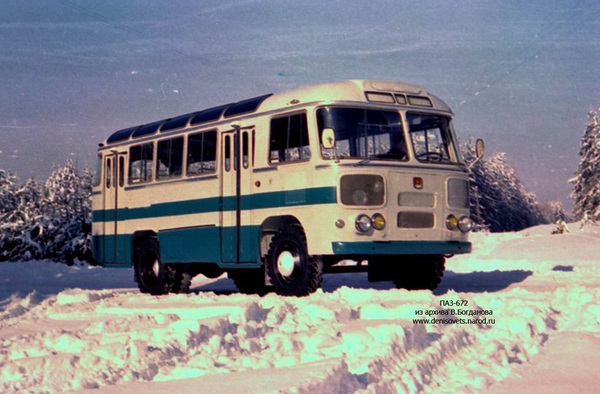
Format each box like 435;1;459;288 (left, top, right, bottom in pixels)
265;224;322;296
135;238;177;295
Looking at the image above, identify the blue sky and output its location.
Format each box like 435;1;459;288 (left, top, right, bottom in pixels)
1;0;599;208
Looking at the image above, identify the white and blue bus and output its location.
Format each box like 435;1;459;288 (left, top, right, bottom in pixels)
92;80;481;296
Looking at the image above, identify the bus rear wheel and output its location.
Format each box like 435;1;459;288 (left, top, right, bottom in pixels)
265;224;322;296
392;255;445;291
135;238;176;295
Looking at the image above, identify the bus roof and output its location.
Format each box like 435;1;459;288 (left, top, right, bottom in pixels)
103;79;452;147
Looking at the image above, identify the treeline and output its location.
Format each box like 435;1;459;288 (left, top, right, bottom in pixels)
461;139;554;232
0;160;92;264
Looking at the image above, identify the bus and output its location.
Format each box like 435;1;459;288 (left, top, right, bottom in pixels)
92;79;482;296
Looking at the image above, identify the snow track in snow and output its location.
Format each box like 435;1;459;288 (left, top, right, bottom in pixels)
0;224;599;393
2;286;593;393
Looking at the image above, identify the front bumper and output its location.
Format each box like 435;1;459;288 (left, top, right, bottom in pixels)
332;241;471;255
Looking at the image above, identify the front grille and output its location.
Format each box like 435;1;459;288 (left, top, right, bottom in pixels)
398;192;435;207
448;178;469;209
397;212;435;228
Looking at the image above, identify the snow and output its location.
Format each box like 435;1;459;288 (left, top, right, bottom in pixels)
1;223;599;393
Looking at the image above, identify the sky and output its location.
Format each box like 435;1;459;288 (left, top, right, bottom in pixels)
1;0;599;208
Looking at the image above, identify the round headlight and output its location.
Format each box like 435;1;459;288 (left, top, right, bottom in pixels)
371;213;386;230
446;214;458;231
355;214;372;232
458;216;473;233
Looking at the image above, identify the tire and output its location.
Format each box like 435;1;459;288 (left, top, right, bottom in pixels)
265;224;322;296
229;269;269;296
134;238;176;295
170;269;193;294
392;255;445;290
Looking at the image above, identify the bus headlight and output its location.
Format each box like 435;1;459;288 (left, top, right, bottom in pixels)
458;216;473;233
341;175;385;206
352;189;369;205
446;214;458;231
355;214;372;232
371;213;386;230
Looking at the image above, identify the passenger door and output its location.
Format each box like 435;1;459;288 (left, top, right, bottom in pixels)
220;127;255;264
102;152;127;264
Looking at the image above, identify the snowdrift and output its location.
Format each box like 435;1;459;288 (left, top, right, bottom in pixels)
0;223;599;393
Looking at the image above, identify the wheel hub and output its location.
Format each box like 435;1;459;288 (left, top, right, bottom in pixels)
277;250;298;277
152;259;160;277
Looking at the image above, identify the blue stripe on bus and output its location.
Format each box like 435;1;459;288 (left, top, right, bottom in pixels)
93;225;262;267
92;186;336;223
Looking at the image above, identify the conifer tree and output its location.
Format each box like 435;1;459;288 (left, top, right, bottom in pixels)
0;160;92;263
462;139;544;232
571;109;600;221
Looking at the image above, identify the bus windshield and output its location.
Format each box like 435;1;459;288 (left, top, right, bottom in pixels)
317;107;408;161
406;112;459;164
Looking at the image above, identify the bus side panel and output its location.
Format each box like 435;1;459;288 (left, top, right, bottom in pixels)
157;225;260;265
92;233;133;266
158;227;221;263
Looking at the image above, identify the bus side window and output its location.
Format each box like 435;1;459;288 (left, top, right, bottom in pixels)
269;113;310;163
93;154;102;187
156;137;184;180
118;156;125;187
233;133;239;171
129;142;154;184
105;158;112;189
224;135;231;172
242;132;249;169
187;130;217;175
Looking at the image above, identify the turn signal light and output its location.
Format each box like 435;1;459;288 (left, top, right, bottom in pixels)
446;214;458;231
371;213;386;230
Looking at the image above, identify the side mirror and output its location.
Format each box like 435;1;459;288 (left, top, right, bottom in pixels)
475;138;485;159
321;128;336;149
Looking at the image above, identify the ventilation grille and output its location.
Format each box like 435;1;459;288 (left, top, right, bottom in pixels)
398;192;435;208
397;212;435;228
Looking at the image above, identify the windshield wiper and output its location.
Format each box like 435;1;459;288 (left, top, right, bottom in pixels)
356;155;375;165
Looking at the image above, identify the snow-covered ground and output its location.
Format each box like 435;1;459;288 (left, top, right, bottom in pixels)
1;223;599;393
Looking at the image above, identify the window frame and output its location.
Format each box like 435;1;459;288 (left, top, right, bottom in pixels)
316;105;408;162
105;157;112;189
186;129;218;177
128;142;155;184
155;136;185;181
405;111;459;164
93;154;102;187
268;110;311;166
118;156;125;187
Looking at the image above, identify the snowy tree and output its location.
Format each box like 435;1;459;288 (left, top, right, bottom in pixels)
571;108;600;221
40;160;93;264
0;172;45;261
462;139;545;232
0;160;93;264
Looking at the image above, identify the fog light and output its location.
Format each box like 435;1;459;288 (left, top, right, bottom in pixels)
446;214;458;231
355;214;372;232
458;216;473;233
371;213;386;230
